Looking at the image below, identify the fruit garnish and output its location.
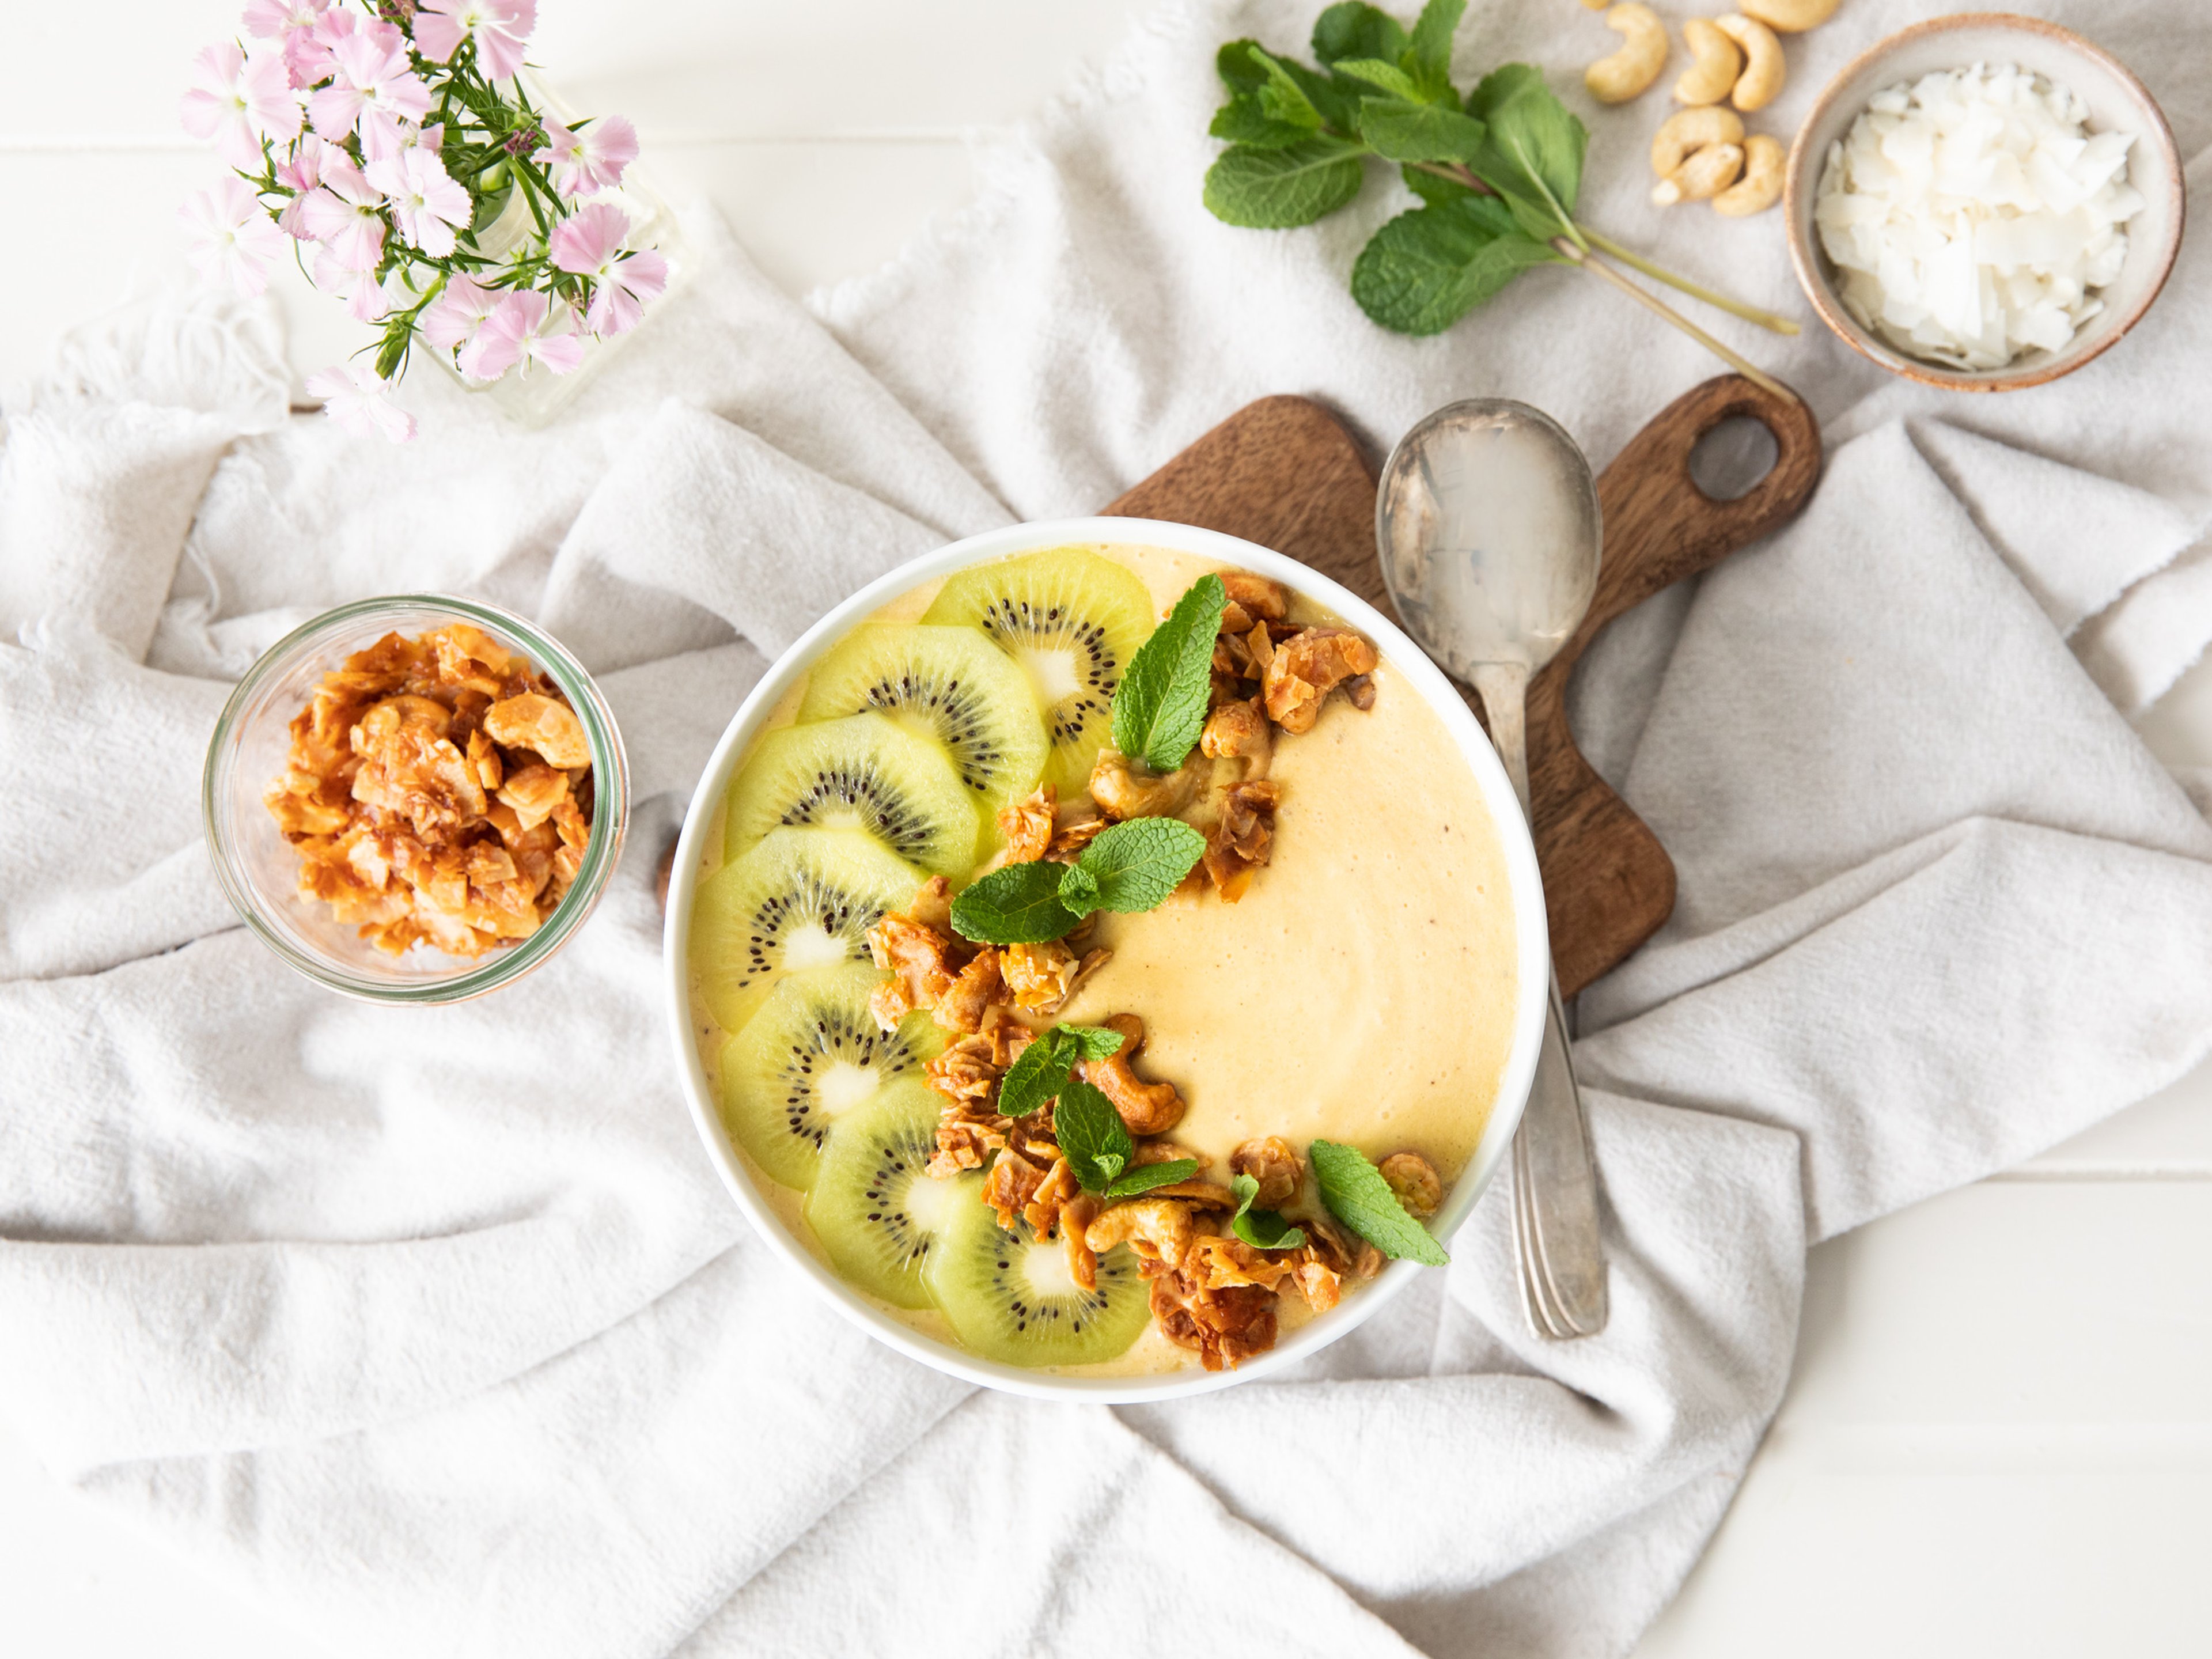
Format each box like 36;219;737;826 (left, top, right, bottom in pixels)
723;710;981;879
803;1081;967;1308
923;1195;1153;1368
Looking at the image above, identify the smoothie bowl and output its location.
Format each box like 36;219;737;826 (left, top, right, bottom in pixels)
664;518;1547;1402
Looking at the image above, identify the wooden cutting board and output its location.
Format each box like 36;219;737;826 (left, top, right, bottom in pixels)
1103;377;1822;997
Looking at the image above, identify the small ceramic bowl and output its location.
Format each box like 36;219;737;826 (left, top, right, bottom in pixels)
1783;12;2184;391
661;517;1552;1404
203;594;629;1003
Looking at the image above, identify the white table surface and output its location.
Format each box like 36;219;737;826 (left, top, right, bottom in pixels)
5;2;2211;1654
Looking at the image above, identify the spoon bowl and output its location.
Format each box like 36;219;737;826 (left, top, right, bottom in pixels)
1376;400;1603;685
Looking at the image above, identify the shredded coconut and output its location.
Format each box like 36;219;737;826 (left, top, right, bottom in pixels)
1815;63;2143;371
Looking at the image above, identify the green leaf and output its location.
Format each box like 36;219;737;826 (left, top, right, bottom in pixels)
1062;1024;1129;1062
1112;573;1225;769
1245;47;1326;130
1310;1139;1449;1264
1094;1151;1126;1182
1057;861;1103;918
1228;1172;1308;1251
1464;63;1587;235
948;859;1078;945
1312;3;1406;69
997;1034;1072;1118
1203;138;1367;230
1357;98;1486;165
1055;1080;1135;1194
1331;56;1423;103
1350;194;1563;335
1076;818;1207;914
1404;0;1468;103
1106;1158;1200;1198
1216;38;1270;93
1210;93;1317;150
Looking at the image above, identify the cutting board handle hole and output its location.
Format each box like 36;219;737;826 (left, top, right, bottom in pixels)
1688;415;1781;503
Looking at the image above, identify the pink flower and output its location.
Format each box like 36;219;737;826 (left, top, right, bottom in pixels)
242;0;331;85
272;135;325;236
365;146;471;255
297;151;387;271
361;118;444;164
180;42;302;171
419;274;502;362
461;289;584;380
310;246;395;324
533;115;637;198
307;27;431;141
413;0;537;82
305;363;415;443
550;205;667;336
180;177;286;298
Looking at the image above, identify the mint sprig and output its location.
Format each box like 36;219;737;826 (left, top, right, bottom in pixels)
1228;1173;1306;1252
1111;574;1226;772
1051;1080;1200;1196
998;1024;1126;1119
950;818;1206;946
1201;0;1798;377
1309;1139;1449;1265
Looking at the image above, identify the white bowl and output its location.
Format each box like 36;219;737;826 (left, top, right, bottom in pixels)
1783;12;2185;392
661;517;1551;1403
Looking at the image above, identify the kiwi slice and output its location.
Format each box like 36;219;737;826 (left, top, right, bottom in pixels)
691;826;923;1033
924;1193;1153;1368
804;1080;970;1308
724;711;980;879
797;624;1052;820
718;961;944;1191
921;548;1156;795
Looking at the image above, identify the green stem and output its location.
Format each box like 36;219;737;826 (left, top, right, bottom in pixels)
1550;237;1791;400
1575;224;1801;336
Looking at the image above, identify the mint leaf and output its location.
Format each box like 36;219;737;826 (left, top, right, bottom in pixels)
949;859;1077;945
1106;1158;1200;1198
1076;818;1206;914
1211;94;1316;150
1058;861;1103;918
1312;3;1406;69
1310;1139;1449;1264
1402;161;1475;207
1094;1150;1126;1182
1204;138;1366;229
1357;98;1485;165
1465;65;1586;237
1228;1172;1307;1251
1216;38;1270;93
1112;574;1225;770
1331;56;1423;103
1245;47;1327;130
1054;1080;1135;1194
1404;0;1468;103
1062;1024;1128;1062
997;1034;1071;1118
1351;194;1562;335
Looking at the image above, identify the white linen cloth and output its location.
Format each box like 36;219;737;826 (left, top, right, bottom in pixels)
5;1;2212;1653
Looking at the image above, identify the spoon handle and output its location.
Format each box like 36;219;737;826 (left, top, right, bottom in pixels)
1470;662;1609;1340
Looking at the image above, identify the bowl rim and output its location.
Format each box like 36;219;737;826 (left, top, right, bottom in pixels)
202;592;631;1005
1782;10;2186;393
660;516;1552;1404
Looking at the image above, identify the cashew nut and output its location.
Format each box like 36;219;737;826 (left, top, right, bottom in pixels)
1650;105;1744;176
1714;13;1785;111
1378;1152;1442;1219
1585;4;1666;105
1084;1197;1195;1269
1087;747;1198;821
1712;132;1785;216
1654;141;1744;204
1075;1013;1186;1136
1737;0;1839;31
1229;1136;1304;1210
1673;18;1743;105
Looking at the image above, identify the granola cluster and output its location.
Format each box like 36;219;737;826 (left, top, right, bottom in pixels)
264;624;593;957
1090;570;1378;906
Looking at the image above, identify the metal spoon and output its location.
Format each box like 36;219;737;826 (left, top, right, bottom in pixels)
1376;399;1609;1341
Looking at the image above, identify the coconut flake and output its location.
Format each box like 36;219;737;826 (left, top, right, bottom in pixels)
1815;63;2141;371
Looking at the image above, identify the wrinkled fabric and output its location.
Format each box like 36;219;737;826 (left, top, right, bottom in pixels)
3;2;2211;1656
